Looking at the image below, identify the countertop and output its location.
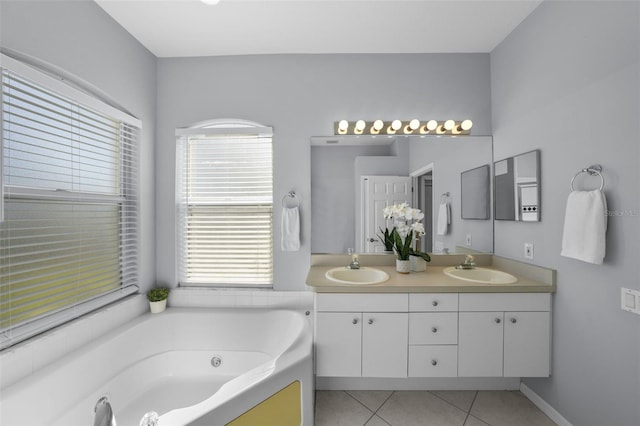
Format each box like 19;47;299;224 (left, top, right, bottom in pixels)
306;254;556;293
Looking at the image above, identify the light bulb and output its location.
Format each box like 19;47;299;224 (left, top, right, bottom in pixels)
409;119;420;130
391;120;402;130
444;119;455;131
426;120;438;131
338;120;349;134
354;120;366;134
371;119;384;134
201;0;221;5
460;119;473;131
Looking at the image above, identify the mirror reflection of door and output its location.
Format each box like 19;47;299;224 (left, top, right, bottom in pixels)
418;173;433;252
358;176;411;253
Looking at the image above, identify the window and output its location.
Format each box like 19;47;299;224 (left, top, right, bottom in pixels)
176;121;273;287
0;55;140;349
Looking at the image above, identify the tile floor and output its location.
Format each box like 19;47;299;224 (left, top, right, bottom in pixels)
315;390;556;426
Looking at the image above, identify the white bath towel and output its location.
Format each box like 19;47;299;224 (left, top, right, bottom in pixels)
436;202;450;236
561;190;608;264
281;206;300;251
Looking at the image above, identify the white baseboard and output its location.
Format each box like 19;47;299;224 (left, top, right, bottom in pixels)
520;382;572;426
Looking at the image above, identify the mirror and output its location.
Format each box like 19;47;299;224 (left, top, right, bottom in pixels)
494;149;540;221
461;164;490;220
311;135;494;254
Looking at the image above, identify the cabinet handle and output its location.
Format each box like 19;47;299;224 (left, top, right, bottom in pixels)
495;318;502;324
368;319;374;325
431;360;438;366
510;318;517;324
432;300;439;307
431;327;438;333
352;319;358;325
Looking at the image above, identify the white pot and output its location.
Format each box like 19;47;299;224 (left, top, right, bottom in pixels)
396;259;411;274
149;299;167;314
410;256;427;272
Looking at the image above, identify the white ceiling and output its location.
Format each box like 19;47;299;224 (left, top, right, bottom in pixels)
95;0;543;58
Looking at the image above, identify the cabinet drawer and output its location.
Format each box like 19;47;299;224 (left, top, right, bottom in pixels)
409;345;458;377
459;293;551;312
409;313;458;345
316;293;408;312
409;293;458;312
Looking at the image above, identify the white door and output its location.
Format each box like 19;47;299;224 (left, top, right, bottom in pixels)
359;176;412;253
458;312;504;377
503;311;551;377
362;312;408;377
315;312;362;377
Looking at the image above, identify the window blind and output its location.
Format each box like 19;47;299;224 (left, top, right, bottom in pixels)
0;59;139;349
177;127;273;286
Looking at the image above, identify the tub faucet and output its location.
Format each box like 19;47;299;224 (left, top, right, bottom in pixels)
93;396;116;426
456;255;476;270
347;248;360;269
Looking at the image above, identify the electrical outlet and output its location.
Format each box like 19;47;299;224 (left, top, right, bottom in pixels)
466;234;472;246
524;243;534;260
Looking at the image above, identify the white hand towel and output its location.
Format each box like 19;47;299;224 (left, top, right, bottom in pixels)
281;206;300;251
561;189;608;264
436;202;450;236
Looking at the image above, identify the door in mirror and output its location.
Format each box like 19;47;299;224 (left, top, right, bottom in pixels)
494;150;540;221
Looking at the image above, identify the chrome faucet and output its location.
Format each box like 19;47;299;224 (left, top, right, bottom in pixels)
347;248;361;269
94;396;116;426
456;254;476;270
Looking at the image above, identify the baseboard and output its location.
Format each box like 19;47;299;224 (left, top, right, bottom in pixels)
316;376;521;391
520;382;572;426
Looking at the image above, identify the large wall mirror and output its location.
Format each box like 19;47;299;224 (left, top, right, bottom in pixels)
311;135;494;254
494;149;541;221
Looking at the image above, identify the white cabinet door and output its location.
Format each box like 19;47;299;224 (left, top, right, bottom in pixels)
504;311;551;377
316;312;362;377
362;313;408;377
458;312;504;377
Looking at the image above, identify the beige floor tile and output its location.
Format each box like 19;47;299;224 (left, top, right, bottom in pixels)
464;415;491;426
377;391;468;426
470;391;556;426
347;390;394;412
315;391;375;426
365;414;392;426
433;390;478;412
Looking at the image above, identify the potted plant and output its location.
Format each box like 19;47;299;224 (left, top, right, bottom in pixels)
383;203;431;273
377;226;396;253
147;287;170;313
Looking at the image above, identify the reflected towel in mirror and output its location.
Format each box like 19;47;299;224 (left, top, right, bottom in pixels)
436;202;450;235
282;206;300;251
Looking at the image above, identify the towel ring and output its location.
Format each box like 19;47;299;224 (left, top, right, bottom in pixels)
440;192;450;203
282;191;300;207
570;165;604;191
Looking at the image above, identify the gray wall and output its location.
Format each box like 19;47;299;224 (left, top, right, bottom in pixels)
0;0;157;293
491;1;640;425
156;54;491;290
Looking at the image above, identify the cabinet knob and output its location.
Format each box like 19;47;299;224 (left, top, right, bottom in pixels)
432;300;439;307
352;319;358;325
431;360;438;366
368;319;374;325
495;318;502;324
431;327;438;333
510;318;517;323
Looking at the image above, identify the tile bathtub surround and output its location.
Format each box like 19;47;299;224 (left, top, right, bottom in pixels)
315;390;556;426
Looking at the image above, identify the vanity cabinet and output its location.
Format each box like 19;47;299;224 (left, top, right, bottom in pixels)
315;294;408;378
457;293;551;377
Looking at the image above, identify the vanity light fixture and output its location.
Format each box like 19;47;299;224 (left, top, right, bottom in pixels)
335;119;473;136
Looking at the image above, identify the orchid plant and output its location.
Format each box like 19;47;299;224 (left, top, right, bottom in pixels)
383;202;431;262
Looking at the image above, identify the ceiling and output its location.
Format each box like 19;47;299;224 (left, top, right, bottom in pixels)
95;0;543;58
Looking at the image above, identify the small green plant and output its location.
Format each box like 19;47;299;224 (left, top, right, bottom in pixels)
147;287;170;302
377;227;396;251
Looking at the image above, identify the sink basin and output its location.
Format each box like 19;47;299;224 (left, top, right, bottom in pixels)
325;267;390;285
443;266;518;284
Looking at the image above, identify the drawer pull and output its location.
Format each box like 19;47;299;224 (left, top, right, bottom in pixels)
431;360;438;366
431;327;438;333
495;318;502;324
510;318;517;324
432;300;439;307
368;319;374;325
352;319;358;325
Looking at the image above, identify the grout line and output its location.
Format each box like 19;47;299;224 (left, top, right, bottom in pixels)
463;391;480;426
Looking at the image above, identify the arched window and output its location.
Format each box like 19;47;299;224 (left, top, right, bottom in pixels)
176;119;273;287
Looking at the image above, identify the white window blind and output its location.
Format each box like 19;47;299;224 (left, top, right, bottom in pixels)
0;56;139;349
176;123;273;287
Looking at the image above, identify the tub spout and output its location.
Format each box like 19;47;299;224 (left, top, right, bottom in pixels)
139;411;159;426
94;396;116;426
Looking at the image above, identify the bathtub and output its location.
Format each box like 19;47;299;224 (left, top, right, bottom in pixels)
0;307;314;425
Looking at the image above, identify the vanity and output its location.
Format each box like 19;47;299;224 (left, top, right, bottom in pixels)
306;253;555;383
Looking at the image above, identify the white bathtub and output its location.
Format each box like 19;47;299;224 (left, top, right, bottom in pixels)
0;307;314;425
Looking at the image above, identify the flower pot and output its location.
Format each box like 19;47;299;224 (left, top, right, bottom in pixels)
410;256;427;272
149;299;167;314
396;259;411;274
